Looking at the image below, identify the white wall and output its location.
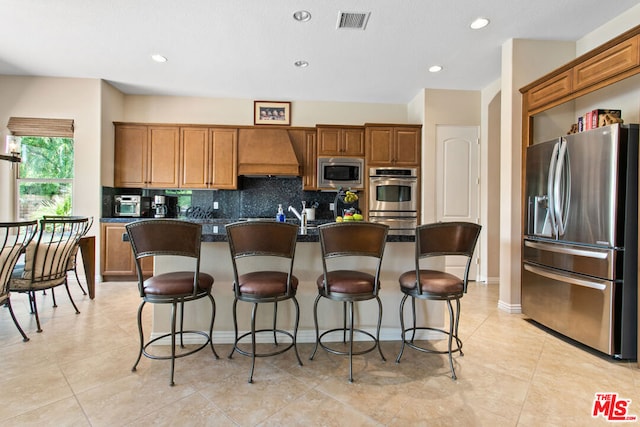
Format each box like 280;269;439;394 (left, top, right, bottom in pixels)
421;89;481;224
577;3;640;54
100;81;125;186
480;79;502;283
499;39;576;313
0;76;103;238
121;95;409;128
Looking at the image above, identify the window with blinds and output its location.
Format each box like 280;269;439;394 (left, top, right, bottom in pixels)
7;117;76;220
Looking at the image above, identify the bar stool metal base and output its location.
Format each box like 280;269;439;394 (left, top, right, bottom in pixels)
310;296;386;382
396;295;462;379
131;297;218;386
228;298;303;383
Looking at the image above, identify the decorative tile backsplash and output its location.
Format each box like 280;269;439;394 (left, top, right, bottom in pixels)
103;177;348;220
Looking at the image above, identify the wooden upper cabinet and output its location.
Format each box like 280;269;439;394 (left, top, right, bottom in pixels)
366;127;393;164
209;128;237;189
286;128;317;190
180;127;237;189
114;124;179;188
526;70;572;111
114;125;148;187
317;126;364;157
147;126;180;188
366;125;421;166
394;128;421;165
180;127;210;189
303;130;317;190
521;28;640;114
573;35;639;92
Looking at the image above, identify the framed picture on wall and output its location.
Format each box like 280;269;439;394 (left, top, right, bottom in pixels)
254;101;291;126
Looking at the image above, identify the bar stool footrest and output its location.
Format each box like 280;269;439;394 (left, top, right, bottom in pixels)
399;326;463;355
142;330;212;361
233;329;296;358
318;327;379;357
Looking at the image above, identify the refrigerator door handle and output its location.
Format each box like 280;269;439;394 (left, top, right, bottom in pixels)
547;140;560;235
523;263;607;291
524;240;609;259
554;138;569;236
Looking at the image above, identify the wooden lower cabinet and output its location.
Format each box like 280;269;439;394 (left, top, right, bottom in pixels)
101;223;153;280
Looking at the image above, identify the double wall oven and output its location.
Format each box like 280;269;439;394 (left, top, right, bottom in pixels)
368;167;418;235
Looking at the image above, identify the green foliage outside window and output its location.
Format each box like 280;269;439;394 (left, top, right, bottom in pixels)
17;137;74;220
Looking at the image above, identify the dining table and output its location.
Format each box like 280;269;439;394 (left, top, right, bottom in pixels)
78;236;96;299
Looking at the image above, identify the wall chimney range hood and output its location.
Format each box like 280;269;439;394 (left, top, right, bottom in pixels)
237;128;301;176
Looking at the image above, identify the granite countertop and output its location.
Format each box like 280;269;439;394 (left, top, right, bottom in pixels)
100;217;414;242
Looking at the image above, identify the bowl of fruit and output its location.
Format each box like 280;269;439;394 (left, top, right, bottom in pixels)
337;208;364;222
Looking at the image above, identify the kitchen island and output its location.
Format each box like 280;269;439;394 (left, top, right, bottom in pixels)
102;218;444;344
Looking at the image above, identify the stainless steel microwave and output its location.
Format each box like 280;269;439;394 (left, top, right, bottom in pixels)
317;157;364;189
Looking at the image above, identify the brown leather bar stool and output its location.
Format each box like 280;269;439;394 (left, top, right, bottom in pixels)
126;219;218;386
225;220;302;383
309;221;389;382
0;220;38;341
396;221;481;380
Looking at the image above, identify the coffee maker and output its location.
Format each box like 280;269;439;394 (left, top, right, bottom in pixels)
152;195;179;218
152;195;168;218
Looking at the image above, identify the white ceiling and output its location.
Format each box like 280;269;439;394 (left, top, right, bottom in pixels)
1;1;639;104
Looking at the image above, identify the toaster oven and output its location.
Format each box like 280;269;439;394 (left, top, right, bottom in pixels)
114;195;151;217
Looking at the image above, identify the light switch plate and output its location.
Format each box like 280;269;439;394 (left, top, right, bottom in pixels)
213;201;219;209
329;203;335;211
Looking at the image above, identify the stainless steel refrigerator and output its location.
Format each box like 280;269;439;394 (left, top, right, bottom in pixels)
522;123;638;359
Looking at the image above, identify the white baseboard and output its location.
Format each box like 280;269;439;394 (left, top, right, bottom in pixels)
150;327;445;345
497;300;522;314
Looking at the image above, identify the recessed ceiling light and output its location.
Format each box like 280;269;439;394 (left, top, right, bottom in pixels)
470;17;489;30
429;65;443;73
294;60;309;68
151;54;167;63
293;10;311;22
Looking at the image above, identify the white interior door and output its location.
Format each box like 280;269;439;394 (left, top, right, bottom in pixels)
436;125;480;279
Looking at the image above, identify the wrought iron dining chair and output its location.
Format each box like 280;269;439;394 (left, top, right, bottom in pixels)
9;217;89;333
309;221;389;382
43;215;93;296
126;219;218;386
0;220;38;341
396;221;481;380
225;220;302;383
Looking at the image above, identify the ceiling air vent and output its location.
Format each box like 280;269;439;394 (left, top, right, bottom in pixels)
337;12;370;30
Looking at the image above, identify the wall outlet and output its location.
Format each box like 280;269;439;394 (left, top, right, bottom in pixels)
213;225;219;234
213;201;219;209
329;203;335;211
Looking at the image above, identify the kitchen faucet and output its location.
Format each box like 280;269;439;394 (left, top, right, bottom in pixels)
288;201;307;231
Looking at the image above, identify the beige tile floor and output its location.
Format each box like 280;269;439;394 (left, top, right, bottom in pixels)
1;279;638;426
